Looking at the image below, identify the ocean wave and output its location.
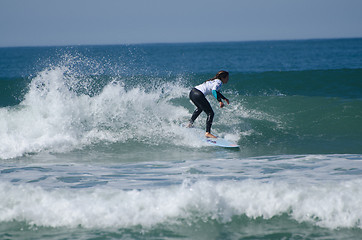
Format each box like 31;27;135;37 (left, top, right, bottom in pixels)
1;179;361;229
0;65;196;159
0;59;254;159
1;55;361;159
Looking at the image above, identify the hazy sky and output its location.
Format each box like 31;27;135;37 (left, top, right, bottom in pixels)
1;0;362;47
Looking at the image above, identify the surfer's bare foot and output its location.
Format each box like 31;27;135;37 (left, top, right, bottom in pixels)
186;123;193;128
205;132;217;138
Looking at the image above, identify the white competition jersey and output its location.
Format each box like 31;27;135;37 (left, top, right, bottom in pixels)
195;79;222;96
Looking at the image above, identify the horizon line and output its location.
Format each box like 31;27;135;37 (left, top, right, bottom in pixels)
1;36;362;49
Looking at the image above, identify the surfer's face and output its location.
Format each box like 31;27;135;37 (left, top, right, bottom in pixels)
221;76;229;84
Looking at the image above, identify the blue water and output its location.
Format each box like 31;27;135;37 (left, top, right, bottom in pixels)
1;38;362;239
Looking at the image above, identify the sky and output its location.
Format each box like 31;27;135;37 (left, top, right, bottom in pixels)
0;0;362;47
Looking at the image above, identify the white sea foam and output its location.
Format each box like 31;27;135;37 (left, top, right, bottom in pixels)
1;179;362;229
0;66;198;159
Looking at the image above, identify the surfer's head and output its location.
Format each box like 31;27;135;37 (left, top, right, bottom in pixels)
205;70;229;83
216;70;229;84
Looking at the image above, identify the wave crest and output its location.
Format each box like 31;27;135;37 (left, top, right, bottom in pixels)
1;179;362;229
0;65;191;159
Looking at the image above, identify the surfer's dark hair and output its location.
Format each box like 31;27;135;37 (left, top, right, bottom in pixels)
206;70;229;82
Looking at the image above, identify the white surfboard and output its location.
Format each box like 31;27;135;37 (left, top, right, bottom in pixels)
181;124;239;148
202;137;239;148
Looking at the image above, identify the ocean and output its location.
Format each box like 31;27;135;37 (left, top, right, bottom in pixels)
0;38;362;239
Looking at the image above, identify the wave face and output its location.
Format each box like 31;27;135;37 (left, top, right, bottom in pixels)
232;68;362;99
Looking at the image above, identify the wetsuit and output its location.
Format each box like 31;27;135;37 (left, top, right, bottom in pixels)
189;79;227;133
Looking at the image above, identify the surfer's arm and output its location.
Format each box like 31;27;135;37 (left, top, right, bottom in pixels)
212;90;229;104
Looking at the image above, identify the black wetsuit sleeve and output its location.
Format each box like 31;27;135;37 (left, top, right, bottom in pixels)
216;91;227;102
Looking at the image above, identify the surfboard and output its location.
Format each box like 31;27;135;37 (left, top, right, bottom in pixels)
202;137;239;148
181;124;239;148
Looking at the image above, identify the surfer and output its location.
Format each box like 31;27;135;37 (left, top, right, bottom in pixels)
188;70;230;138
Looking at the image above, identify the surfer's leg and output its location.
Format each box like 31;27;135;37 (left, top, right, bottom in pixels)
189;88;204;124
203;103;214;133
204;105;216;138
195;94;215;135
190;107;202;124
189;88;215;135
